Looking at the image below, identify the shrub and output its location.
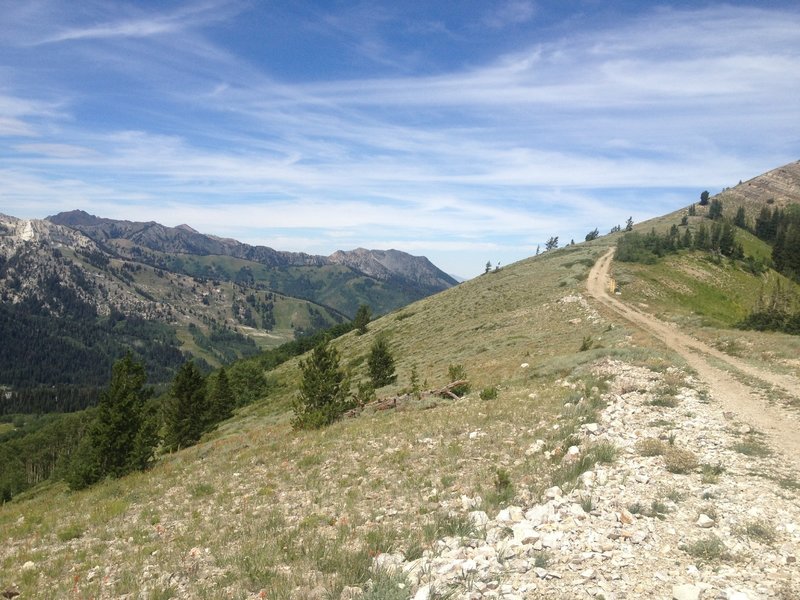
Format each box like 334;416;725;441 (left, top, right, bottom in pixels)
732;440;772;457
740;519;777;545
636;437;667;456
664;448;699;474
447;364;470;396
479;386;498;401
681;535;730;563
701;463;725;484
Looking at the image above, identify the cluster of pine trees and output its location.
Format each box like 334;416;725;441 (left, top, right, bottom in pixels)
616;221;741;264
66;354;237;489
751;206;800;282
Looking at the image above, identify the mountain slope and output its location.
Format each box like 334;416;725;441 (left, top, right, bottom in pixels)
47;210;458;311
1;164;799;598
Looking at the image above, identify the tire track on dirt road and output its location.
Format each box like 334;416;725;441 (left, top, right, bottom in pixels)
588;248;800;469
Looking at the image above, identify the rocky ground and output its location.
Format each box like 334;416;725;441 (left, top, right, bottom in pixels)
379;359;799;600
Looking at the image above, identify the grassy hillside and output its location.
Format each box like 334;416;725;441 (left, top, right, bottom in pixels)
3;168;800;597
2;237;664;598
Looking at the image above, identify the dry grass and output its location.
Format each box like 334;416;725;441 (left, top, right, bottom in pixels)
3;241;660;597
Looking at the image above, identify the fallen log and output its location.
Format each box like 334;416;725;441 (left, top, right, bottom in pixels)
344;380;468;418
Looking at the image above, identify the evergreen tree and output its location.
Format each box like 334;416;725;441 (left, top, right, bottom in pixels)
367;337;397;388
734;206;747;229
207;367;235;424
484;261;492;274
755;206;774;240
682;227;693;248
292;340;352;429
699;190;710;206
694;223;709;249
625;216;634;231
353;304;372;335
66;354;155;489
688;203;697;216
585;228;600;241
708;198;723;220
544;236;559;251
163;361;207;451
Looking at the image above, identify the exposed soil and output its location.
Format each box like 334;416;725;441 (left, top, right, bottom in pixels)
588;248;800;470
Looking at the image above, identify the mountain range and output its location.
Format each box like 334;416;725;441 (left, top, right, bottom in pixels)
0;211;456;394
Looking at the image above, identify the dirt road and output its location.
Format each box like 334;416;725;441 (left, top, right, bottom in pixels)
588;248;800;468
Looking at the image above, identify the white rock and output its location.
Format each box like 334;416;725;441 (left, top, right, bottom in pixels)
508;506;525;522
525;504;556;525
520;363;530;369
512;522;540;544
413;584;431;600
544;486;563;499
672;583;702;600
461;495;480;510
468;511;489;527
696;514;715;528
22;560;35;571
374;552;405;573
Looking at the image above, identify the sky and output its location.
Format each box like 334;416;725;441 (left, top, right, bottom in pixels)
1;1;799;278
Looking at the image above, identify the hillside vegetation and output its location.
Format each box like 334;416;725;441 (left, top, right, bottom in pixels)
2;163;800;598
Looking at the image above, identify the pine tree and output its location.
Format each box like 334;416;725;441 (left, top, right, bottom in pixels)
292;340;352;429
353;304;372;335
708;199;723;220
67;354;155;489
368;337;397;388
733;206;747;229
625;216;634;231
163;361;207;451
699;190;710;206
207;367;235;424
694;223;709;249
682;227;693;248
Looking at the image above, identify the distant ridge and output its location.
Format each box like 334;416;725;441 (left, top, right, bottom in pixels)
48;210;457;292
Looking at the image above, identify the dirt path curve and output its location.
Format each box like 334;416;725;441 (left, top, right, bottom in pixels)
588;247;800;470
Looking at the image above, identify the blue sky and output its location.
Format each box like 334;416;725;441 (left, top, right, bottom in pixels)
1;1;799;278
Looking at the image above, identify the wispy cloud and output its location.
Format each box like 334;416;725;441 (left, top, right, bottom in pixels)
0;3;797;276
33;1;241;45
483;1;537;30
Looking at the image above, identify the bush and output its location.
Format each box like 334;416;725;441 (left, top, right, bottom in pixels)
447;364;470;396
664;447;699;474
479;386;498;401
636;437;666;456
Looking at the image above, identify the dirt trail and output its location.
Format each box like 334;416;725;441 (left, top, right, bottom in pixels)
588;248;800;469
